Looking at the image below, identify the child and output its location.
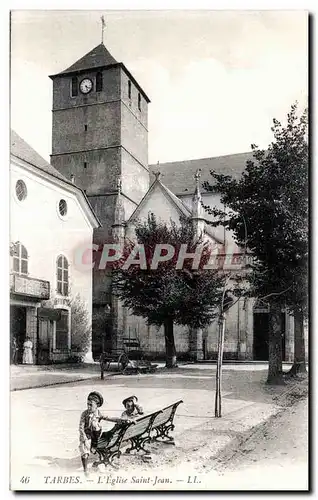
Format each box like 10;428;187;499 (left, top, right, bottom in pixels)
79;391;133;475
121;395;144;420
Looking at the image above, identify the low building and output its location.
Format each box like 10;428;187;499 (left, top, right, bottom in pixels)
10;130;100;364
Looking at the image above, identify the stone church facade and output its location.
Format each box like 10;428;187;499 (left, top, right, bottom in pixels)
49;41;302;363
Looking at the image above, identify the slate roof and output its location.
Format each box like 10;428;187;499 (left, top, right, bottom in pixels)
160;181;192;216
49;43;151;103
150;152;253;194
11;130;69;183
54;43;117;76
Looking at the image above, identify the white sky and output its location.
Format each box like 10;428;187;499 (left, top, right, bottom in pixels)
10;10;308;164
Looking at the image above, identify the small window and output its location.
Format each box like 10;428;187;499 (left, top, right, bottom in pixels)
58;199;67;217
12;242;28;275
57;255;69;296
15;180;27;201
84;124;88;131
138;92;141;111
71;77;78;97
55;309;69;349
96;72;103;92
128;80;131;99
84;162;87;169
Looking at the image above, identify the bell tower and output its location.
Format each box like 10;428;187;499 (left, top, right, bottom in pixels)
50;39;150;353
50;42;150;235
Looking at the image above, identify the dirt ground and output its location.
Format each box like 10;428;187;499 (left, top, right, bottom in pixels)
10;365;308;491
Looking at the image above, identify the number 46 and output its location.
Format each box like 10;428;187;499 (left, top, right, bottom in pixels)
20;476;30;484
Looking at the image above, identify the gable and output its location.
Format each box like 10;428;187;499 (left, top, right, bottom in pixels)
129;182;183;225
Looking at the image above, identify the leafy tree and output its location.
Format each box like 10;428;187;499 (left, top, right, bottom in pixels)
70;294;91;358
203;103;308;384
113;215;225;367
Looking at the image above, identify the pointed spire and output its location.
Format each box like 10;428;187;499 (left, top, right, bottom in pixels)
192;168;204;220
54;43;117;76
193;168;202;197
113;176;125;226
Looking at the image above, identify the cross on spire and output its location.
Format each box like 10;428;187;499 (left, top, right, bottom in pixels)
101;15;106;45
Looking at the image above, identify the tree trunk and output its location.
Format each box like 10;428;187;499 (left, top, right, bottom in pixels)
215;315;225;417
267;302;285;385
289;309;307;376
164;317;177;368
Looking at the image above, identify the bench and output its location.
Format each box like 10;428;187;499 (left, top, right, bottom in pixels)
92;400;183;467
151;400;183;444
93;410;161;468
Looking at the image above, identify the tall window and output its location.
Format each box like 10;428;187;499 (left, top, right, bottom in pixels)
57;255;69;296
12;242;28;275
96;72;103;92
138;92;141;111
55;309;69;350
128;80;131;99
71;77;78;97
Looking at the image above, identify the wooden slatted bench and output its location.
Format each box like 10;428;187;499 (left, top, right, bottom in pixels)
151;400;183;444
92;400;183;468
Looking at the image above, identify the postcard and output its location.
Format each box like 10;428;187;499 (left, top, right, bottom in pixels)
9;9;309;492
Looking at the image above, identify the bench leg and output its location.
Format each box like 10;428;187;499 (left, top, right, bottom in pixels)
153;424;175;444
94;449;121;468
108;450;121;467
126;436;152;456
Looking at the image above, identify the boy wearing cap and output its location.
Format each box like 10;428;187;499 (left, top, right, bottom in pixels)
121;395;144;420
79;391;132;475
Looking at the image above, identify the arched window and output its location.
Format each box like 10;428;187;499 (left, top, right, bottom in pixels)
128;80;131;99
57;255;69;296
138;92;141;111
12;242;28;275
71;76;78;97
96;72;103;92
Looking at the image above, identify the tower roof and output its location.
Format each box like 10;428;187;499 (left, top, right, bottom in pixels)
53;43;118;76
49;42;151;103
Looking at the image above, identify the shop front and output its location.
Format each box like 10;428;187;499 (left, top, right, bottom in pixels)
10;273;51;365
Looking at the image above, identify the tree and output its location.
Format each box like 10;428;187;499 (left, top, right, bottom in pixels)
203;103;308;384
112;215;225;368
70;294;91;358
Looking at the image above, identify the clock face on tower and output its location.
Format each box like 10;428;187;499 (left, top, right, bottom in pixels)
79;78;93;94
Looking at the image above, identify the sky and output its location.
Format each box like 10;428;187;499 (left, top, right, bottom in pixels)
10;10;308;164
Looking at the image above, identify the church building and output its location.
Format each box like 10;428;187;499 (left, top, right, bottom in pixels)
49;41;300;363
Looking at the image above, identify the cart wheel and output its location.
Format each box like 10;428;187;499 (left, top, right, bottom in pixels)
118;353;129;371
